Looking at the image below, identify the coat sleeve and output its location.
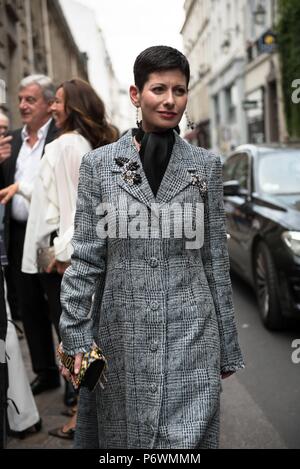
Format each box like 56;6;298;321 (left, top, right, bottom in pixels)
201;153;245;373
59;152;106;355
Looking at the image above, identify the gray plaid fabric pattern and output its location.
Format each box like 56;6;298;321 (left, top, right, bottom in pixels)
60;130;244;449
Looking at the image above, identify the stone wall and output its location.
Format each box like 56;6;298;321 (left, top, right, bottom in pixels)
0;0;88;128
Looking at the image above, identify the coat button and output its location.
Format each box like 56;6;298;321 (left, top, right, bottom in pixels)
150;383;158;393
150;341;158;352
149;257;159;268
150;301;159;311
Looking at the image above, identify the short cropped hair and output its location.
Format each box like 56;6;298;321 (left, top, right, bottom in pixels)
133;45;190;91
19;74;55;103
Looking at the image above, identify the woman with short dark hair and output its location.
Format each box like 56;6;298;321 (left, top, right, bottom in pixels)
59;46;244;449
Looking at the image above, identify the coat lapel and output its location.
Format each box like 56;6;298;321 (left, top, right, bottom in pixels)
111;131;207;208
156;133;201;205
111;131;156;209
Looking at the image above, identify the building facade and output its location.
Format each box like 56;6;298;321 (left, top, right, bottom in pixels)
181;0;212;148
209;0;247;153
181;0;288;153
60;0;134;133
0;0;88;127
243;0;288;144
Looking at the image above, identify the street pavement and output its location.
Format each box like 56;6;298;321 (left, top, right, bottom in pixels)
220;373;287;449
226;273;300;449
6;324;72;449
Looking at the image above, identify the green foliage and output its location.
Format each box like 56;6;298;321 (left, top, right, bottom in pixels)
277;0;300;139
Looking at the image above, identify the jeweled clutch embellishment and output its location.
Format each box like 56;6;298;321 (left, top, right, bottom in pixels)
115;157;142;186
115;157;129;167
191;175;208;197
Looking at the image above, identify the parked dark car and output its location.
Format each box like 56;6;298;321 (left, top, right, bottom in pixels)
222;144;300;330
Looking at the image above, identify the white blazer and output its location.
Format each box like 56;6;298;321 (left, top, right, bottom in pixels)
22;131;91;273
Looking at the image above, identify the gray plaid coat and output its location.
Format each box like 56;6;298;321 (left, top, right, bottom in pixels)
59;130;244;449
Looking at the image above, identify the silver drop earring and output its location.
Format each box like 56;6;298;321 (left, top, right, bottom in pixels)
185;110;195;130
136;107;140;128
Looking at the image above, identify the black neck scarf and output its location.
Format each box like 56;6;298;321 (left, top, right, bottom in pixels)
132;125;176;197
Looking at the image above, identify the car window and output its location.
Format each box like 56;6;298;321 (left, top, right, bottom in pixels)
223;152;249;189
223;154;240;182
258;151;300;194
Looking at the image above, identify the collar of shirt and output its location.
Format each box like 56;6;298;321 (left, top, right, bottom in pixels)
21;118;53;143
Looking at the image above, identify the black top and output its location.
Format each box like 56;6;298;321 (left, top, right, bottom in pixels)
133;127;175;197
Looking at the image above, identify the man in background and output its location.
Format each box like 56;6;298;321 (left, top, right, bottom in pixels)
0;75;60;395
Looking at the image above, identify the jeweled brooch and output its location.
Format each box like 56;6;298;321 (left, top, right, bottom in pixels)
115;157;142;186
191;175;208;197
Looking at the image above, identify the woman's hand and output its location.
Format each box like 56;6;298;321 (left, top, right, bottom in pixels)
45;258;57;273
56;260;71;275
60;350;83;389
45;259;70;275
0;182;19;204
0;135;12;163
74;353;83;375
